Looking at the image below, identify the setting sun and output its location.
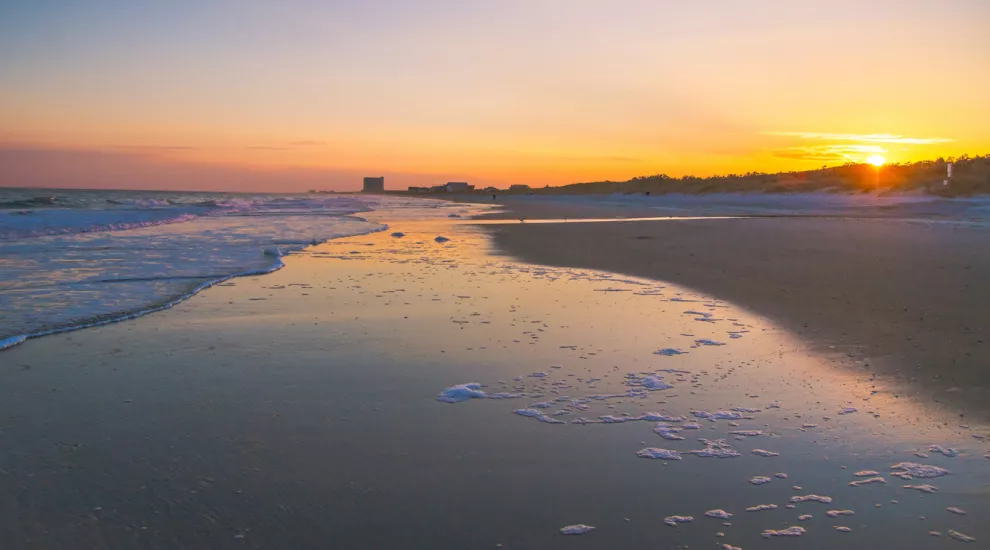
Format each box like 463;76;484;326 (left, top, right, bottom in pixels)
867;154;887;167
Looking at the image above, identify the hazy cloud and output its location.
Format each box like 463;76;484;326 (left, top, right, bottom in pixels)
245;146;292;150
763;132;953;145
114;145;198;151
600;156;643;163
0;145;506;191
772;144;886;162
287;140;326;146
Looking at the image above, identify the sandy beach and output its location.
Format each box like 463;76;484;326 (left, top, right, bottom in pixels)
485;206;990;421
2;200;988;549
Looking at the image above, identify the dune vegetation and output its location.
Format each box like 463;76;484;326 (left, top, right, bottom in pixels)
524;154;990;196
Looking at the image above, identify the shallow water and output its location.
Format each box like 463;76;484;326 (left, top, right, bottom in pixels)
0;208;987;549
0;190;471;342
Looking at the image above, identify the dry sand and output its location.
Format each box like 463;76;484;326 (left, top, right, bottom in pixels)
487;212;990;419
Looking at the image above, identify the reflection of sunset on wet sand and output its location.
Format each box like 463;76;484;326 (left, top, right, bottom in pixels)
3;1;990;549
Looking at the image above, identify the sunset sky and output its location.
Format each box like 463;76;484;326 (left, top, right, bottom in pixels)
2;0;989;191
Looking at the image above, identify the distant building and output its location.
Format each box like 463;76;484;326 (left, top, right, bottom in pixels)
445;181;474;193
430;185;447;193
408;186;429;193
509;184;532;192
362;177;385;193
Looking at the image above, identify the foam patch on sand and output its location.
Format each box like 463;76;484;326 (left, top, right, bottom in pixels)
694;410;748;421
752;449;779;457
560;524;595;535
749;476;773;485
890;462;949;479
655;348;686;356
654;424;686;440
948;530;976;542
729;430;763;437
928;445;958;457
664;515;694;526
850;476;887;487
790;495;833;504
513;408;565;424
746;504;778;512
903;484;939;493
688;439;741;458
705;509;733;519
637;447;683;460
826;510;854;517
648;414;687;422
625;373;673;390
436;383;523;403
762;526;805;538
694;339;726;346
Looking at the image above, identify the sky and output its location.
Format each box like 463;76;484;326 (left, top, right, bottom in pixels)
1;0;988;191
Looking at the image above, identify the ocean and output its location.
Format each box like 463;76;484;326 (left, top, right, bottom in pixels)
0;188;458;348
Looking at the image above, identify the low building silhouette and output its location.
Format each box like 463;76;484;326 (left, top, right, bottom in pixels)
362;177;385;193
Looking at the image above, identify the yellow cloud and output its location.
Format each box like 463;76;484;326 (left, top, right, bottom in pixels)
773;144;886;162
763;132;953;145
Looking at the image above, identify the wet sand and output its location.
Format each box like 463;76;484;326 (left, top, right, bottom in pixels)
486;212;990;420
2;212;988;549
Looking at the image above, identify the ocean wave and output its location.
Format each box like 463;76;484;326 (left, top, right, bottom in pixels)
0;221;388;350
1;210;201;240
0;195;60;208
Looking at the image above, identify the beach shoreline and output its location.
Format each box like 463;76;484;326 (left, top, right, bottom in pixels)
481;203;990;420
1;205;987;549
